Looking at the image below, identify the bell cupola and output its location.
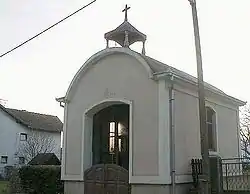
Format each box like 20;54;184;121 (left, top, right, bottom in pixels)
104;5;147;55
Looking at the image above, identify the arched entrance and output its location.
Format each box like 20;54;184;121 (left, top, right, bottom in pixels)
84;103;130;194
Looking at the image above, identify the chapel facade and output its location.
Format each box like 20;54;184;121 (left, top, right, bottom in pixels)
57;5;245;194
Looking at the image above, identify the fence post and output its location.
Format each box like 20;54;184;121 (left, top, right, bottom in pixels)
225;163;228;190
209;155;223;194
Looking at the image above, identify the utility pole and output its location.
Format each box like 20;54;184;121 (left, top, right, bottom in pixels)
188;0;210;194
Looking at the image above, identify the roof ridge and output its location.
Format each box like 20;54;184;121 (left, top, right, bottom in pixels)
0;105;63;132
143;55;169;67
6;108;59;118
0;104;29;127
138;52;226;94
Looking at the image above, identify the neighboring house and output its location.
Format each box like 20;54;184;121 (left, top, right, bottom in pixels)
57;6;245;194
0;105;62;177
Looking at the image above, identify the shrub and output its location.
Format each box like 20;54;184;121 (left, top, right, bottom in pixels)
0;181;9;194
19;165;63;194
9;167;22;194
4;166;14;180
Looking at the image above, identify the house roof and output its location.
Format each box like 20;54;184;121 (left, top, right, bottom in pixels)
139;54;246;106
28;153;60;165
0;104;62;132
140;55;225;93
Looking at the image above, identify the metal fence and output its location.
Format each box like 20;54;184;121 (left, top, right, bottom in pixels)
191;156;223;194
222;158;250;191
191;159;203;188
191;157;250;193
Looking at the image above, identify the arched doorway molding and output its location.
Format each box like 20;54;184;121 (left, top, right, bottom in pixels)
82;98;133;179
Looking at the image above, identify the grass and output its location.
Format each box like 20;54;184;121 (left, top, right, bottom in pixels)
0;181;9;194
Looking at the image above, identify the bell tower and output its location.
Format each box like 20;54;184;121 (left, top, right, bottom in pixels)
104;5;147;55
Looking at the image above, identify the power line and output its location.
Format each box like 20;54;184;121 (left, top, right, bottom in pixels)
0;0;96;58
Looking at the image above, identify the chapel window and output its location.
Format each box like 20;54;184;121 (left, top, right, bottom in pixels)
109;122;127;153
206;107;217;151
109;122;115;153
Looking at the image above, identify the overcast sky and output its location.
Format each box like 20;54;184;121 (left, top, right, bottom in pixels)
0;0;249;120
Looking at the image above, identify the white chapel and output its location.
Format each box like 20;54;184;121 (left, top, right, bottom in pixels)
57;5;245;194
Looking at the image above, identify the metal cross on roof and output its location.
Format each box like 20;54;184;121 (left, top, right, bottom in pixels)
122;4;130;21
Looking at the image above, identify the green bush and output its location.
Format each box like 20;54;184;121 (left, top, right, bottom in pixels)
0;181;9;194
9;168;22;194
4;166;14;181
19;165;63;194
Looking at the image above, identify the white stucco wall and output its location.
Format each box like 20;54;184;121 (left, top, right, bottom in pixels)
50;132;61;159
213;103;239;159
63;52;159;180
62;48;241;186
0;110;29;171
173;84;240;177
0;109;61;177
174;88;201;176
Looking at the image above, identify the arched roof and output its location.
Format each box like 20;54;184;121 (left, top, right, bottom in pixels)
65;47;154;101
59;47;245;106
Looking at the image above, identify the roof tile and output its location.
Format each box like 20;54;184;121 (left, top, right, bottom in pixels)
0;104;62;132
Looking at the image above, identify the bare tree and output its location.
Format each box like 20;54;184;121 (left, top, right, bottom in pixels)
240;104;250;158
18;130;57;161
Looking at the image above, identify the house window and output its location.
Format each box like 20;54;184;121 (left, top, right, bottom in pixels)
1;156;8;164
206;107;217;151
19;157;25;165
20;133;27;141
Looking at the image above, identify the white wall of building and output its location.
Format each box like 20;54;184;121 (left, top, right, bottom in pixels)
63;51;159;181
0;109;61;177
62;48;242;185
173;84;240;177
0;110;29;172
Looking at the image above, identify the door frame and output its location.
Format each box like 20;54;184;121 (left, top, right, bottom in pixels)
82;98;133;182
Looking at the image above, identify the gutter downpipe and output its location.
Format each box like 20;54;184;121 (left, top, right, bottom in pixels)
169;73;176;194
153;71;176;193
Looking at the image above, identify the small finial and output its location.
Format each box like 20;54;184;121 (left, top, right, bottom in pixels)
122;4;131;22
